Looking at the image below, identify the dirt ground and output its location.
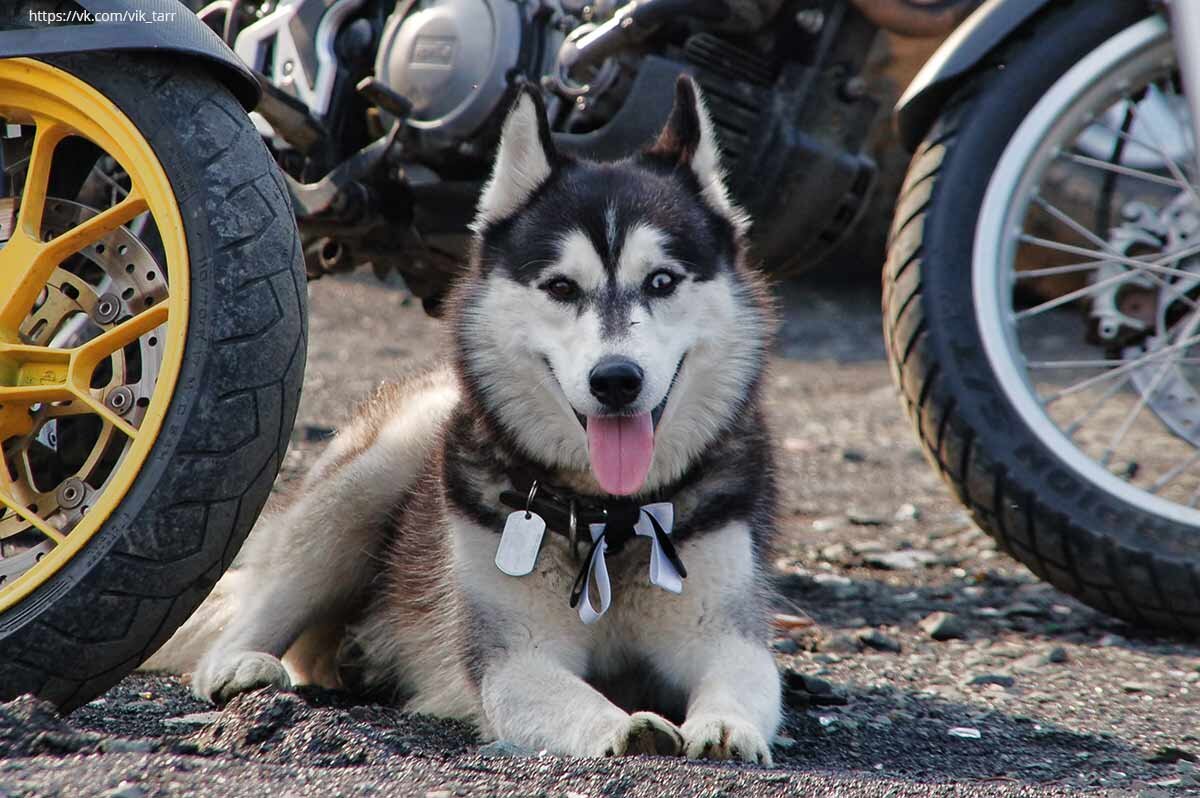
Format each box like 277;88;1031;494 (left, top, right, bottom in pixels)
1;271;1198;798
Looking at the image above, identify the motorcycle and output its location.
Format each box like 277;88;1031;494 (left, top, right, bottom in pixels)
885;0;1200;635
0;1;306;708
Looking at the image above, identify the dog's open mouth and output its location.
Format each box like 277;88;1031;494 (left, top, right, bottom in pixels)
569;356;685;497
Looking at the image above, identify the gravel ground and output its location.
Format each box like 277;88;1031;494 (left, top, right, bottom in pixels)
3;273;1199;798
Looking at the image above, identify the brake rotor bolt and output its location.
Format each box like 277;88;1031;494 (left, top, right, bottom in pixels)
795;9;824;33
93;293;121;324
840;76;869;101
105;386;135;416
57;477;86;510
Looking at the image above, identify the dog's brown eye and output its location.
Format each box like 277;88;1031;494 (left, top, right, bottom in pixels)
543;277;580;301
645;270;679;297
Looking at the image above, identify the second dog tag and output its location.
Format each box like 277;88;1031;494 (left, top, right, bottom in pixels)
495;511;546;576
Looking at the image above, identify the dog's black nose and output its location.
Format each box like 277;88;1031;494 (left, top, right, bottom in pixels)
589;356;644;409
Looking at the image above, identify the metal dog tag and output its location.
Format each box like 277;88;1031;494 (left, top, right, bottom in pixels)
495;511;546;576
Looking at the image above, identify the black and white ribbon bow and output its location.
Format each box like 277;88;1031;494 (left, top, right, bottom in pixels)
569;502;685;624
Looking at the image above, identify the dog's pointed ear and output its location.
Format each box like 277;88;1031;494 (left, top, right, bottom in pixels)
474;85;557;230
647;75;748;234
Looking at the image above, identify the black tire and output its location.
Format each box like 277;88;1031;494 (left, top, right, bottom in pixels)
883;3;1200;633
0;51;307;708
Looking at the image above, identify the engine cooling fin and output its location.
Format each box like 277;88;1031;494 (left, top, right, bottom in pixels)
682;33;774;169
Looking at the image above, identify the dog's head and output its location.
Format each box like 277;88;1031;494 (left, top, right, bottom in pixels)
452;76;774;497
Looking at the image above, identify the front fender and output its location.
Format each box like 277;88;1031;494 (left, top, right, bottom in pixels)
893;0;1053;152
0;0;259;110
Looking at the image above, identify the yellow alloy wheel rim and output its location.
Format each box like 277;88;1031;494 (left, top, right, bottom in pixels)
0;59;188;613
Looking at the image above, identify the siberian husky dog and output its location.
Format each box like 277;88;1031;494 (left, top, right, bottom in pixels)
156;76;781;764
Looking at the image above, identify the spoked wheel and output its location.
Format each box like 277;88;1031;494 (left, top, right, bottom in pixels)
0;53;305;707
885;5;1200;631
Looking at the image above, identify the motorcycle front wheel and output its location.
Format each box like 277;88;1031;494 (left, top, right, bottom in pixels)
0;52;306;708
884;3;1200;631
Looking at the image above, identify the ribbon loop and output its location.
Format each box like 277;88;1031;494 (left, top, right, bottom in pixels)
570;502;685;623
634;503;684;594
575;523;612;624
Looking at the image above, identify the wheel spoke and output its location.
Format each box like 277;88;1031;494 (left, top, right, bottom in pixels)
1148;447;1200;494
1015;259;1117;279
0;340;72;407
42;191;147;264
1014;238;1200;322
1029;358;1176;369
1014;265;1147;321
64;389;137;439
1115;97;1200;208
72;303;167;368
15;119;67;240
1095;102;1199;190
0;467;64;545
0;304;162;440
0;189;149;332
1062;372;1130;438
1031;194;1111;249
0;120;67;331
1019;235;1200;279
1098;354;1173;466
1042;332;1200;405
1061;150;1189;189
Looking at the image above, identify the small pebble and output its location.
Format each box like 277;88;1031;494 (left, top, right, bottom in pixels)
948;727;982;739
864;550;940;571
103;782;146;798
1045;646;1070;664
161;711;222;731
920;611;967;641
857;629;901;653
99;739;158;754
846;509;886;526
894;503;921;522
478;740;535;758
968;673;1015;688
1146;746;1197;764
820;634;861;654
1003;602;1047;618
771;637;800;655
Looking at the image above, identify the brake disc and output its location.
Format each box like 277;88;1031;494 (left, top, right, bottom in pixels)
0;196;165;575
1112;190;1200;446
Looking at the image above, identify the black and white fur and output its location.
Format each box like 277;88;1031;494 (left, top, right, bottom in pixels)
148;77;782;763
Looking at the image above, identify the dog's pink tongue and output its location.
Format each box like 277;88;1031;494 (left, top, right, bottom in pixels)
586;413;655;496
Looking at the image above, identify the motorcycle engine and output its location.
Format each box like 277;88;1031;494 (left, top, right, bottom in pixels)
375;0;525;141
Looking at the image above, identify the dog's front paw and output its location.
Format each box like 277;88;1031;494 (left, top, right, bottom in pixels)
194;651;291;704
602;711;684;758
681;715;772;765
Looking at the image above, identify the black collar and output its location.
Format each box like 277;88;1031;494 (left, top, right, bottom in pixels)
498;466;687;608
499;467;640;552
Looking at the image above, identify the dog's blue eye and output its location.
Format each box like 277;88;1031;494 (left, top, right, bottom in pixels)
543;277;580;301
645;270;679;297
